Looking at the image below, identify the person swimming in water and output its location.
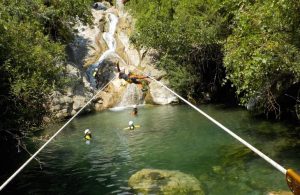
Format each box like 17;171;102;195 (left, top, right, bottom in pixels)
128;121;135;130
84;129;92;144
123;120;141;130
131;105;138;116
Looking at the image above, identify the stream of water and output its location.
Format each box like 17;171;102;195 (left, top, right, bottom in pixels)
2;104;300;194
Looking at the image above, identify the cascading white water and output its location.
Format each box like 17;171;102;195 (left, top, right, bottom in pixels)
96;13;118;64
87;11;145;107
118;84;144;106
87;13;119;88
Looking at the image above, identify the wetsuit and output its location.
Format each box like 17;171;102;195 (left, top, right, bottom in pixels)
119;72;138;84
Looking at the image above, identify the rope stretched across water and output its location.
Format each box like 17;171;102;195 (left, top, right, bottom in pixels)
138;69;287;175
0;76;116;191
0;69;293;191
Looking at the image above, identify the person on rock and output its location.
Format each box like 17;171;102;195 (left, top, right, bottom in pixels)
84;129;92;144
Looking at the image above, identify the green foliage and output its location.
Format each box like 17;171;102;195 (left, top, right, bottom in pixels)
157;55;197;97
0;0;93;135
127;0;300;118
127;0;228;101
224;0;300;117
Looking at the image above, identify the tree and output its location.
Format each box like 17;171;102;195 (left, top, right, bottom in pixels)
127;0;229;100
224;0;300;118
0;0;93;149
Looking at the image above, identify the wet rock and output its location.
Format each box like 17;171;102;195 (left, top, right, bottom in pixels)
128;169;205;195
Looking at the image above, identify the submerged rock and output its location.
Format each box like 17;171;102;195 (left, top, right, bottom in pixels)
128;169;205;195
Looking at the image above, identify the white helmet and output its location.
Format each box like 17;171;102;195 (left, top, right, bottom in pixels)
133;105;137;108
129;121;134;126
84;129;90;134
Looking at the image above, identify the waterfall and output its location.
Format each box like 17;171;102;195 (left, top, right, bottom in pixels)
86;11;146;108
87;13;119;88
118;84;145;107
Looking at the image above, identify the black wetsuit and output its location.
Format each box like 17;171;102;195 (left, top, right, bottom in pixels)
119;72;138;83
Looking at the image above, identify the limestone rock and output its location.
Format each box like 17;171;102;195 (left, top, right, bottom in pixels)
148;80;178;105
69;9;106;68
48;63;94;119
128;169;205;195
72;96;87;111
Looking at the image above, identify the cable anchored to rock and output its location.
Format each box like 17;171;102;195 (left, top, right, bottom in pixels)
0;76;116;191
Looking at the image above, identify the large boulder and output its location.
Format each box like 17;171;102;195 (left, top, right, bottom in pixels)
148;79;178;105
128;169;205;195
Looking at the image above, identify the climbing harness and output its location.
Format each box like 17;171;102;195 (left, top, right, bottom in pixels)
0;76;116;191
134;68;300;194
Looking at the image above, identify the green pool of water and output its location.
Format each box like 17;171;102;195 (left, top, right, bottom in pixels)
3;105;300;194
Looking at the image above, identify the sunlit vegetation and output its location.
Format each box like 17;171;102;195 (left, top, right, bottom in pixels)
126;0;300;119
0;0;93;144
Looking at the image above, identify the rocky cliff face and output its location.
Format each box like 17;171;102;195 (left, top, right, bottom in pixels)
48;1;177;120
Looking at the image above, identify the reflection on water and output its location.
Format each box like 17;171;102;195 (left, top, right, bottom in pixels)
2;105;300;194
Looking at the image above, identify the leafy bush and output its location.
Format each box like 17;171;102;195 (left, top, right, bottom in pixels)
0;0;93;137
